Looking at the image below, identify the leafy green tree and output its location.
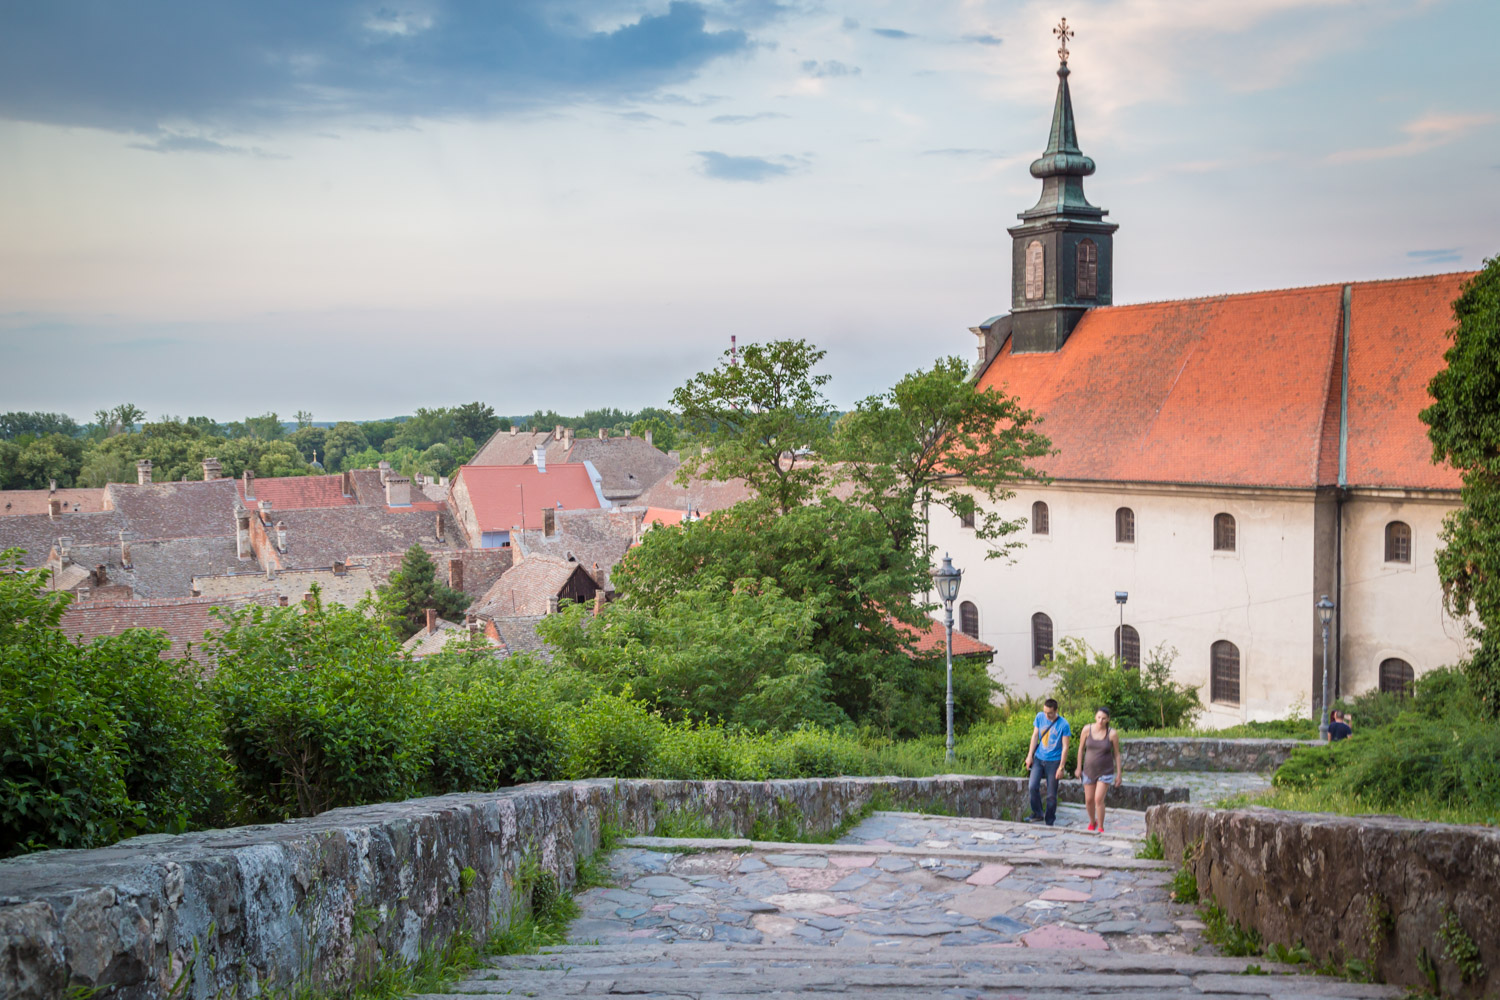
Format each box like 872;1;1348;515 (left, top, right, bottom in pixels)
378;545;472;640
207;595;429;818
290;425;328;465
294;410;314;430
1422;255;1500;715
2;433;87;488
832;356;1052;558
0;411;80;440
101;403;146;436
230;412;287;441
1037;638;1201;731
631;417;679;453
322;421;369;471
671;339;835;515
452;402;501;443
77;450;135;487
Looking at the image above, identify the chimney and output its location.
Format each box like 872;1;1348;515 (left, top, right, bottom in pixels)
48;498;63;519
332;560;346;576
593;590;605;616
645;429;653;447
554;424;564;442
435;512;444;540
414;472;425;488
303;591;316;611
543;507;555;538
624;428;631;440
202;458;222;481
341;470;354;497
136;460;153;485
118;531;132;569
448;557;463;591
243;470;255;499
378;459;393;482
278;595;289;607
93;564;107;586
48;478;57;493
465;612;480;635
258;499;272;523
384;474;411;507
509;425;518;436
54;537;73;567
235;505;252;560
533;447;546;474
546;595;560;616
275;521;287;553
597;428;606;441
425;608;438;634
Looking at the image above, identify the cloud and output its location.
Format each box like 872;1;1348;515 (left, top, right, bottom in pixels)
800;59;860;78
695;150;800;182
962;33;1002;46
0;2;751;134
126;132;283;157
1328;112;1498;163
872;27;916;40
710;111;789;125
922;148;991;157
1407;248;1464;265
842;17;860;31
615;111;667;123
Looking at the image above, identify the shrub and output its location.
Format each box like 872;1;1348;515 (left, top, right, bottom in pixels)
562;691;664;779
1038;639;1201;731
208;598;430;819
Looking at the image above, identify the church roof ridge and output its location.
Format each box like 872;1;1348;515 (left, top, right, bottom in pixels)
1094;270;1478;313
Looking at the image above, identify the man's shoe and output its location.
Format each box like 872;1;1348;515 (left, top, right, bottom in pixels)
1020;815;1041;823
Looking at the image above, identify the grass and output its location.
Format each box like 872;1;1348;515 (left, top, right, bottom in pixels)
1216;785;1500;828
1135;832;1165;860
1123;720;1319;740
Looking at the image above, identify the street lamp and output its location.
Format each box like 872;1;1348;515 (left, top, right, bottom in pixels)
930;553;963;763
1114;591;1129;668
1317;595;1336;740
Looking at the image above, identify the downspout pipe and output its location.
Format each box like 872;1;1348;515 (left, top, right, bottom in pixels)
1335;284;1352;699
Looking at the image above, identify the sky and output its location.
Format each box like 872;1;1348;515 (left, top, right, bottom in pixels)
2;0;1498;422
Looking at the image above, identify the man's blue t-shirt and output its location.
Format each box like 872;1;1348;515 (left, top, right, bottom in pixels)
1033;712;1072;762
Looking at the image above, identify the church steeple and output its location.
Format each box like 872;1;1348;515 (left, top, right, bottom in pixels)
1006;19;1118;354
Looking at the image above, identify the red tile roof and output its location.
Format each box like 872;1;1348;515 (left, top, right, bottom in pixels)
454;464;602;534
897;615;995;658
59;590;279;664
975;273;1471;490
0;488;107;517
238;474;355;510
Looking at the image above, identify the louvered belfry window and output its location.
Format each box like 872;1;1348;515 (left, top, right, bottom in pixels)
1076;239;1098;298
1025;240;1044;301
1211;640;1241;706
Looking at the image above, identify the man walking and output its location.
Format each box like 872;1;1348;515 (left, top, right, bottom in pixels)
1024;698;1071;825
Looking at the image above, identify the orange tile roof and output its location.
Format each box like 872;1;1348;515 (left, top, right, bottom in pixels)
642;506;690;527
59;590;279;664
238;474;355;510
975;273;1472;490
0;488;107;517
895;615;995;658
454;464;602;534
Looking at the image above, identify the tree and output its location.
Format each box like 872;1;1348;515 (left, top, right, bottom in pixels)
294;410;314;430
831;356;1052;558
671;339;835;515
1422;255;1500;716
378;545;472;640
0;411;80;440
110;403;145;435
452;402;501;443
323;421;369;472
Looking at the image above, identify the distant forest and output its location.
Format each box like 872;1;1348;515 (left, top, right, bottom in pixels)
0;404;682;490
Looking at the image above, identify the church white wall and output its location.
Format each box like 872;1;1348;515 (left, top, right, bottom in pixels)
1338;492;1469;695
929;483;1321;727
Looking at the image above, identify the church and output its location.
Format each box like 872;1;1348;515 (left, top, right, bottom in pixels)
930;26;1473;725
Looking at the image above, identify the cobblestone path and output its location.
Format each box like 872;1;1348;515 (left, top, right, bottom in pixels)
436;810;1396;998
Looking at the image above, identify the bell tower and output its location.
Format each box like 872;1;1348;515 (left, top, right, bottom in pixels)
1008;19;1117;354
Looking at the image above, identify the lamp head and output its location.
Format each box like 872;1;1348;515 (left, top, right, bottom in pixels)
931;553;962;604
1115;591;1129;605
1317;594;1336;625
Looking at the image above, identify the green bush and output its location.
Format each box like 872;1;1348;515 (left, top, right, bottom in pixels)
208;598;430;818
562;691;665;779
1038;638;1201;731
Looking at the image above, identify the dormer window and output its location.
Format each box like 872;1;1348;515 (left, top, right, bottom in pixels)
1076;239;1098;298
1025;240;1044;301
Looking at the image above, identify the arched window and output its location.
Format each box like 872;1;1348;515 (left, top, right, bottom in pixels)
1114;624;1140;670
1076;239;1098;298
1211;640;1241;706
1031;612;1053;667
959;601;979;639
1025;240;1044;301
1379;657;1415;697
1214;512;1237;552
1115;506;1135;544
1385;521;1411;564
1032;500;1050;535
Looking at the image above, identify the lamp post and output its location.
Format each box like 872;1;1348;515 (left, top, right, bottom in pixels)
1114;591;1129;668
1317;595;1336;740
931;553;963;763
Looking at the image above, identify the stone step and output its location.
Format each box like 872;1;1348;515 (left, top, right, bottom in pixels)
618;837;1167;871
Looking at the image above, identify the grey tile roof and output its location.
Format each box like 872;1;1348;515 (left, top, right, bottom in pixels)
104;479;239;540
269;506;463;571
401;618;502;659
513;507;640;590
472;556;580;618
58;536;246;599
562;438;678;501
486;615;552;660
0;510;126;567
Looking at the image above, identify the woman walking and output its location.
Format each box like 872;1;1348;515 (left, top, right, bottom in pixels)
1075;707;1123;832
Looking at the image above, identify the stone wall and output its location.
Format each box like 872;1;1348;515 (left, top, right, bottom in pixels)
1120;738;1312;772
1147;802;1500;996
0;776;1187;1000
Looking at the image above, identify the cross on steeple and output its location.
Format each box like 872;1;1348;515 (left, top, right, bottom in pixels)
1053;17;1074;63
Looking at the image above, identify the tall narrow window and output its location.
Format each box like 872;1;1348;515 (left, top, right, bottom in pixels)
1031;612;1053;667
959;508;975;528
1025;240;1044;301
1114;624;1140;670
1211;640;1241;706
959;601;979;639
1214;513;1237;552
1115;507;1135;544
1032;500;1050;535
1385;521;1411;564
1076;239;1098;298
1379;658;1415;697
